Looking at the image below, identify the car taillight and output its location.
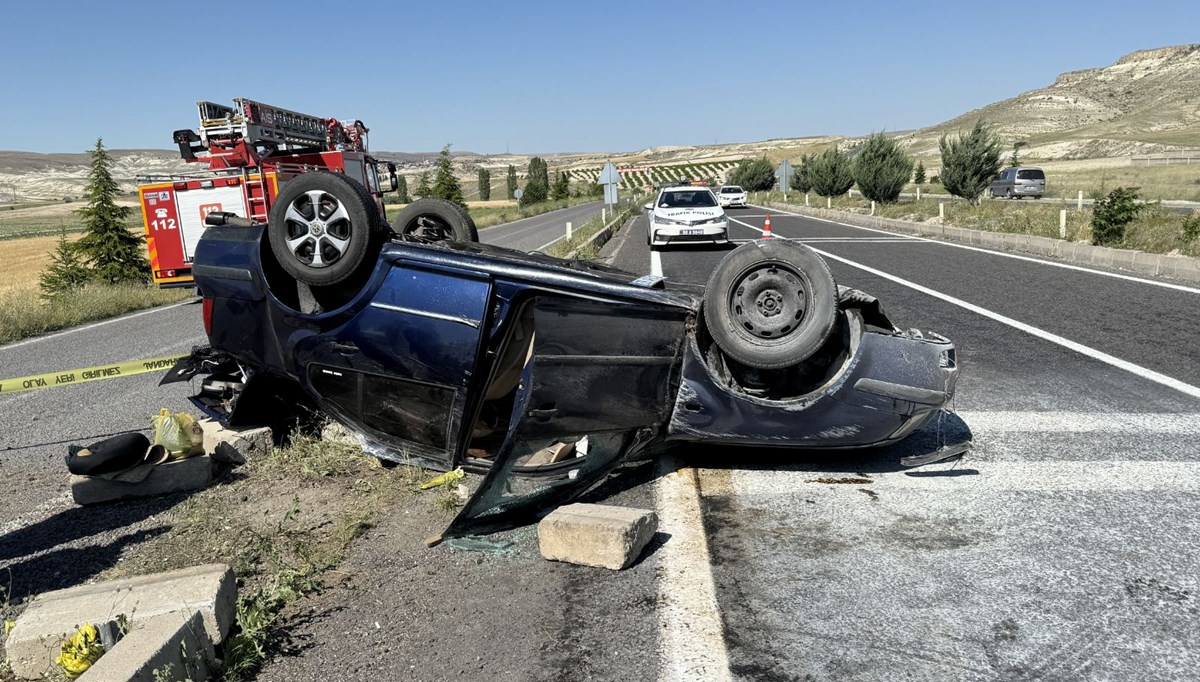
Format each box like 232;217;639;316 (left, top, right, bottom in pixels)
202;297;214;336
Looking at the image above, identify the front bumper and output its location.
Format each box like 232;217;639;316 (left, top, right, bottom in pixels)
718;197;746;207
651;223;729;246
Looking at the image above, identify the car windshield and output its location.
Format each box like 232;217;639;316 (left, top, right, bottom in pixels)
659;191;717;208
721;187;744;194
1016;169;1045;180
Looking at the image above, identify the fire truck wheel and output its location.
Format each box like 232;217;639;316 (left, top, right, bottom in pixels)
391;199;480;243
268;171;383;286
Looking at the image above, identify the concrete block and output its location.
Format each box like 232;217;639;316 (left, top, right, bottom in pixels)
7;564;235;679
1131;251;1161;276
538;503;658;570
81;611;214;682
199;419;272;464
71;456;212;506
1111;249;1137;271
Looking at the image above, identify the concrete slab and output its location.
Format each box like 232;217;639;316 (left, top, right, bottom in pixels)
538;503;658;570
6;564;235;679
81;611;214;682
199;419;272;464
70;455;212;506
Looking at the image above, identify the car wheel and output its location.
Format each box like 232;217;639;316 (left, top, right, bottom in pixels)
704;240;838;370
268;171;384;287
392;198;480;243
1005;189;1013;199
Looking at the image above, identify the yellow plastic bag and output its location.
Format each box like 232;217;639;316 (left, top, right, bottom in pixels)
418;467;464;490
151;408;204;459
55;623;105;679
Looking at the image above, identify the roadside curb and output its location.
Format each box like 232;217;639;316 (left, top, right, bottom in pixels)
566;213;634;259
759;202;1200;284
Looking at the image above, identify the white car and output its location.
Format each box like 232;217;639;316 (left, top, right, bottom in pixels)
645;186;729;248
717;185;747;208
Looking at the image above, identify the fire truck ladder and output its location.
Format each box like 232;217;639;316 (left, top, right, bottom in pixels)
241;168;270;222
196;98;331;150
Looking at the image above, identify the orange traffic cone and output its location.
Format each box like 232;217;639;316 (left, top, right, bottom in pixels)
762;214;773;239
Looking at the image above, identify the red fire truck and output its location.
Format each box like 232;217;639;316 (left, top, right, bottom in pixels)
137;99;397;287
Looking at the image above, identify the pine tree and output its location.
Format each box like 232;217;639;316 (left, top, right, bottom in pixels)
477;168;491;201
396;174;410;203
506;165;518;200
939;120;1003;204
913;161;926;186
520;157;549;206
852;133;914;203
39;228;92;298
415;171;432;198
430;144;466;208
790;154;812;192
727;156;775;192
550;171;570;201
1009;141;1027;168
808;147;855;198
74;139;148;284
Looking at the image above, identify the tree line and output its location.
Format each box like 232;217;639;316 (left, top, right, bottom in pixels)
726;120;1014;205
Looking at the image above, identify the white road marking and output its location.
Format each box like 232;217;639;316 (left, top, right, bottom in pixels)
655;458;732;682
816;248;1200;400
534;234;567;252
752;204;1200;296
735;461;1200;493
797;238;916;243
727;216;1200;400
956;411;1200;434
0;299;197;352
650;248;663;277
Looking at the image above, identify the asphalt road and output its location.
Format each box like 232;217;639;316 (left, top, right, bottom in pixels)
603;205;1200;681
478;200;604;252
6;200;1200;680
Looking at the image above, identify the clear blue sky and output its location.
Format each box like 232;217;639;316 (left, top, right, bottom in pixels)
2;0;1197;154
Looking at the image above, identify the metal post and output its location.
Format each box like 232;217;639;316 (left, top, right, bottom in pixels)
939;202;945;220
602;207;606;223
1059;210;1067;239
1077;191;1083;211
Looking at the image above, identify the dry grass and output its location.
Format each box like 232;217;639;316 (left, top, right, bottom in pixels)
0;233;79;293
0;199;139;240
0;284;193;346
767;192;1200;258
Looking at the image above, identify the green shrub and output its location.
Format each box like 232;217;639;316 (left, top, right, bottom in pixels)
1183;215;1200;243
853;134;914;203
939;120;1002;203
808;147;855;198
1091;187;1141;246
728;157;775;191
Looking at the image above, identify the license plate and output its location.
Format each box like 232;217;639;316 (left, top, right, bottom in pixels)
681;229;703;235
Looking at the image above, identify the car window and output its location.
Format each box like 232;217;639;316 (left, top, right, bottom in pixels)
720;187;743;194
659;191;718;208
1016;169;1045;180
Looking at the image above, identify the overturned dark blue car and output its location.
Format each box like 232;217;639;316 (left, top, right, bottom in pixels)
173;172;959;539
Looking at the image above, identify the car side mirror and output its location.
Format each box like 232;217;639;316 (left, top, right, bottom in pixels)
643;202;654;211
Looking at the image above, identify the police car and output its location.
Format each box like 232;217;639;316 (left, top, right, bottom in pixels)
645;185;729;249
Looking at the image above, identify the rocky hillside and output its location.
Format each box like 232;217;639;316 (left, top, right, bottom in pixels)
4;45;1197;200
902;44;1200;158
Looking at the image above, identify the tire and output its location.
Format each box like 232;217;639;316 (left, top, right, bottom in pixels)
704;240;838;370
392;198;479;243
1005;189;1013;200
268;171;384;287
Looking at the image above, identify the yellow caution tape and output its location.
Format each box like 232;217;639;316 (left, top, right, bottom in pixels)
0;354;188;395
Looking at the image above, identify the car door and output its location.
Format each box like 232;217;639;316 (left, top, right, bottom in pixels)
294;261;491;469
440;290;691;540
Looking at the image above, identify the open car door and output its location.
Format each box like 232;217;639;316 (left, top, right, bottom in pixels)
440;292;691;540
